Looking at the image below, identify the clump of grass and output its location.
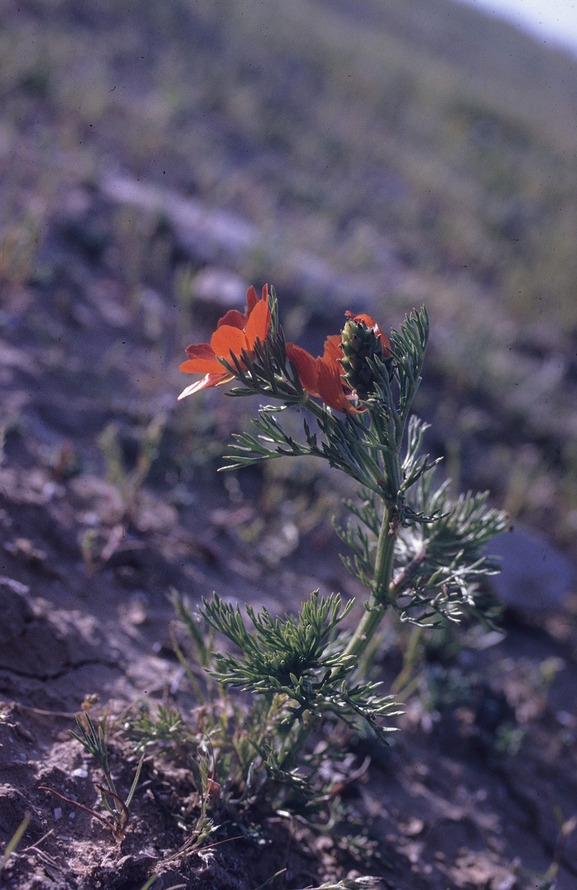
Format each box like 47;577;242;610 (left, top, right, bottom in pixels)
0;814;31;876
40;709;144;843
98;413;167;522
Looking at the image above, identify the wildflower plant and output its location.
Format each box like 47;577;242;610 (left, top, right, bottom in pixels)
175;284;508;817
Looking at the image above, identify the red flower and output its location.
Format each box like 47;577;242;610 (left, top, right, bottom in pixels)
345;311;392;358
178;285;271;399
285;336;358;414
286;312;391;413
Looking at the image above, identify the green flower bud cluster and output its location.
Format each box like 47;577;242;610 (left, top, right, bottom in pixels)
340;319;385;400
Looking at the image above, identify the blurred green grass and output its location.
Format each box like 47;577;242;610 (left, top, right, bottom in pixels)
3;0;577;326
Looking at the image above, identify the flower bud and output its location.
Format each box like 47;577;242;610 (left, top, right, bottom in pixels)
340;319;385;400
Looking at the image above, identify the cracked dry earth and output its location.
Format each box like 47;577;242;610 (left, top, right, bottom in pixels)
1;192;577;889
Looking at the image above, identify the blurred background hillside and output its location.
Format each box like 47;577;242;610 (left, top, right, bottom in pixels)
3;0;577;553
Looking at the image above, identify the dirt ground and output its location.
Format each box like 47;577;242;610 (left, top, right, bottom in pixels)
1;184;577;890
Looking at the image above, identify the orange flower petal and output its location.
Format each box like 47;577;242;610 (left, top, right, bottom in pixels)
378;331;392;356
287;334;365;411
346;311;376;327
180;284;271;396
344;311;391;356
180;357;225;374
322;334;343;364
210;324;248;359
178;372;231;399
317;359;364;414
286;342;320;397
245;297;271;348
185;342;215;360
245;285;259;314
316;360;350;412
218;309;246;330
183;343;222;373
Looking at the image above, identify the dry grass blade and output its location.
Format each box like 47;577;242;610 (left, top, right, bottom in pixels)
0;813;31;873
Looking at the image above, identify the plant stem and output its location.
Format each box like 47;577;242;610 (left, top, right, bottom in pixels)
344;497;397;660
278;711;317;772
391;624;425;695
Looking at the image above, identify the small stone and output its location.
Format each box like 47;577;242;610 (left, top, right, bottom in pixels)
489;527;575;612
191;267;248;312
400;818;425;837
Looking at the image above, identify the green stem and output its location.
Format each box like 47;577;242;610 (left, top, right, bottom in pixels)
344;496;397;660
277;711;317;772
391;624;424;695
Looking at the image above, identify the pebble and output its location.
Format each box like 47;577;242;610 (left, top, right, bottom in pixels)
489;527;575;612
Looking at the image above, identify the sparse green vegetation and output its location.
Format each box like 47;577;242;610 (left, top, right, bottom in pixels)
2;1;577;888
3;0;577;328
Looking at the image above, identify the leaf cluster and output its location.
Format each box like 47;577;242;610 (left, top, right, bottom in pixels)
121;594;401;851
394;476;510;624
201;591;400;739
338;464;509;625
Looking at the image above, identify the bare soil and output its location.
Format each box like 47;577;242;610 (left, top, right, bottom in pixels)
1;184;577;890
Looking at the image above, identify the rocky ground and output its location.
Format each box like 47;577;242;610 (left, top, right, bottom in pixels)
0;181;577;890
